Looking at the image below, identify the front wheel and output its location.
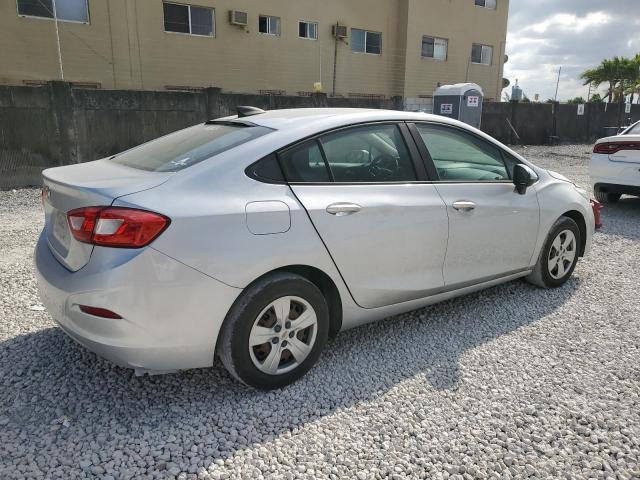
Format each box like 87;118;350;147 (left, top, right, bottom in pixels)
218;272;329;390
526;216;581;288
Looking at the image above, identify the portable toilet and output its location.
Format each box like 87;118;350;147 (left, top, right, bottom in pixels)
433;83;484;128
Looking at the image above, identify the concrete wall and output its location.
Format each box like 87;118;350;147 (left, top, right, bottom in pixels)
0;82;398;188
2;83;639;189
0;0;508;100
0;85;61;188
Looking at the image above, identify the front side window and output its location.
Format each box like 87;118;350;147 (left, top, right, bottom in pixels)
299;20;318;39
110;123;272;172
475;0;497;8
259;15;281;35
17;0;88;22
471;43;493;65
416;124;509;181
320;124;416;182
422;36;448;60
351;28;382;55
163;2;214;36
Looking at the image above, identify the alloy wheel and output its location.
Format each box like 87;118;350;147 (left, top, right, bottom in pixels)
547;229;577;280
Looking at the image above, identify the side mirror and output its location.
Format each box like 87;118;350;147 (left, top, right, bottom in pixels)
513;164;536;194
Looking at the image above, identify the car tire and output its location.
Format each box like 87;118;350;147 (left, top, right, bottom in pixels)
217;272;329;390
525;216;581;288
594;189;621;203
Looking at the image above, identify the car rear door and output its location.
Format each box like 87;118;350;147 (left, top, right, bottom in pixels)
280;122;449;309
410;122;540;287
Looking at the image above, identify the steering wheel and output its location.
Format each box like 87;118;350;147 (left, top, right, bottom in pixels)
369;154;398;180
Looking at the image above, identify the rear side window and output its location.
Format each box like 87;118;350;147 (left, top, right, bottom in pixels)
416;124;509;181
279;141;331;182
110;123;272;172
320;124;416;182
246;154;285;183
278;124;417;183
624;122;640;135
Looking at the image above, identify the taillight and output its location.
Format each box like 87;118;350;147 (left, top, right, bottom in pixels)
67;207;170;248
67;206;102;243
79;305;122;319
593;141;640;154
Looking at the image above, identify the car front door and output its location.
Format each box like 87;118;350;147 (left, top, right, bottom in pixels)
411;122;540;287
280;122;449;309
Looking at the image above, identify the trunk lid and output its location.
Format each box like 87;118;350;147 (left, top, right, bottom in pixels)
42;159;172;271
595;135;640;164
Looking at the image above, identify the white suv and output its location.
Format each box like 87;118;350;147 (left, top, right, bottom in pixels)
591;120;640;203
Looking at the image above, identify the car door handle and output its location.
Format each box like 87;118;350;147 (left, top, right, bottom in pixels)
326;203;362;216
452;200;476;212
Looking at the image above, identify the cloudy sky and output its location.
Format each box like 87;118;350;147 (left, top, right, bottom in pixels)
503;0;640;102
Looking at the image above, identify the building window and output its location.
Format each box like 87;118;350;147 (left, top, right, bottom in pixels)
163;2;214;36
471;43;492;65
17;0;89;23
351;28;382;55
475;0;497;8
299;20;318;40
259;15;281;35
421;36;447;60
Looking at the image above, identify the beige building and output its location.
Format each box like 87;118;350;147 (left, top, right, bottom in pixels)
0;0;509;106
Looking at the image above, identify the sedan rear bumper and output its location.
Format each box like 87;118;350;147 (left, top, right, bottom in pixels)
34;232;242;372
593;182;640;197
591;153;640;192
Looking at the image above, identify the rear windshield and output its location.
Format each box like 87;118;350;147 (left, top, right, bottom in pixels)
624;122;640;135
110;123;272;172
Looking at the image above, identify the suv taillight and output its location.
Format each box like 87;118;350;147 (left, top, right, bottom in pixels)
67;207;170;248
593;141;640;154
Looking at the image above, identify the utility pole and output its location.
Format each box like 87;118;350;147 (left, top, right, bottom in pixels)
319;41;322;89
465;55;471;82
51;0;64;80
332;22;339;97
553;66;561;102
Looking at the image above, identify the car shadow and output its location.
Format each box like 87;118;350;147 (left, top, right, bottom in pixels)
597;196;640;241
0;276;580;472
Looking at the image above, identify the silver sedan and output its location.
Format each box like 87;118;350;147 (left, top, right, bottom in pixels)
35;108;595;389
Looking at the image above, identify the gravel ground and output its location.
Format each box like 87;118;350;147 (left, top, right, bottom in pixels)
1;144;640;479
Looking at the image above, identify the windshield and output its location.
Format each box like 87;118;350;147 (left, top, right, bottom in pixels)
110;123;273;172
623;122;640;135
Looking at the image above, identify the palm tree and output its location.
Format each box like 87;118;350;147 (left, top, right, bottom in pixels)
580;55;639;103
581;60;616;103
614;56;638;103
627;81;640;104
623;54;640;103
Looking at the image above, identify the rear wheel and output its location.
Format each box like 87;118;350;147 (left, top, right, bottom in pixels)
526;216;581;288
594;189;621;203
218;272;329;390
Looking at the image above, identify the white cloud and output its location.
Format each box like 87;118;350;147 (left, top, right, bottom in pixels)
525;11;611;34
503;1;640;102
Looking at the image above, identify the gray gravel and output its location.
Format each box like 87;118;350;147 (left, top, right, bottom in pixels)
1;144;640;479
